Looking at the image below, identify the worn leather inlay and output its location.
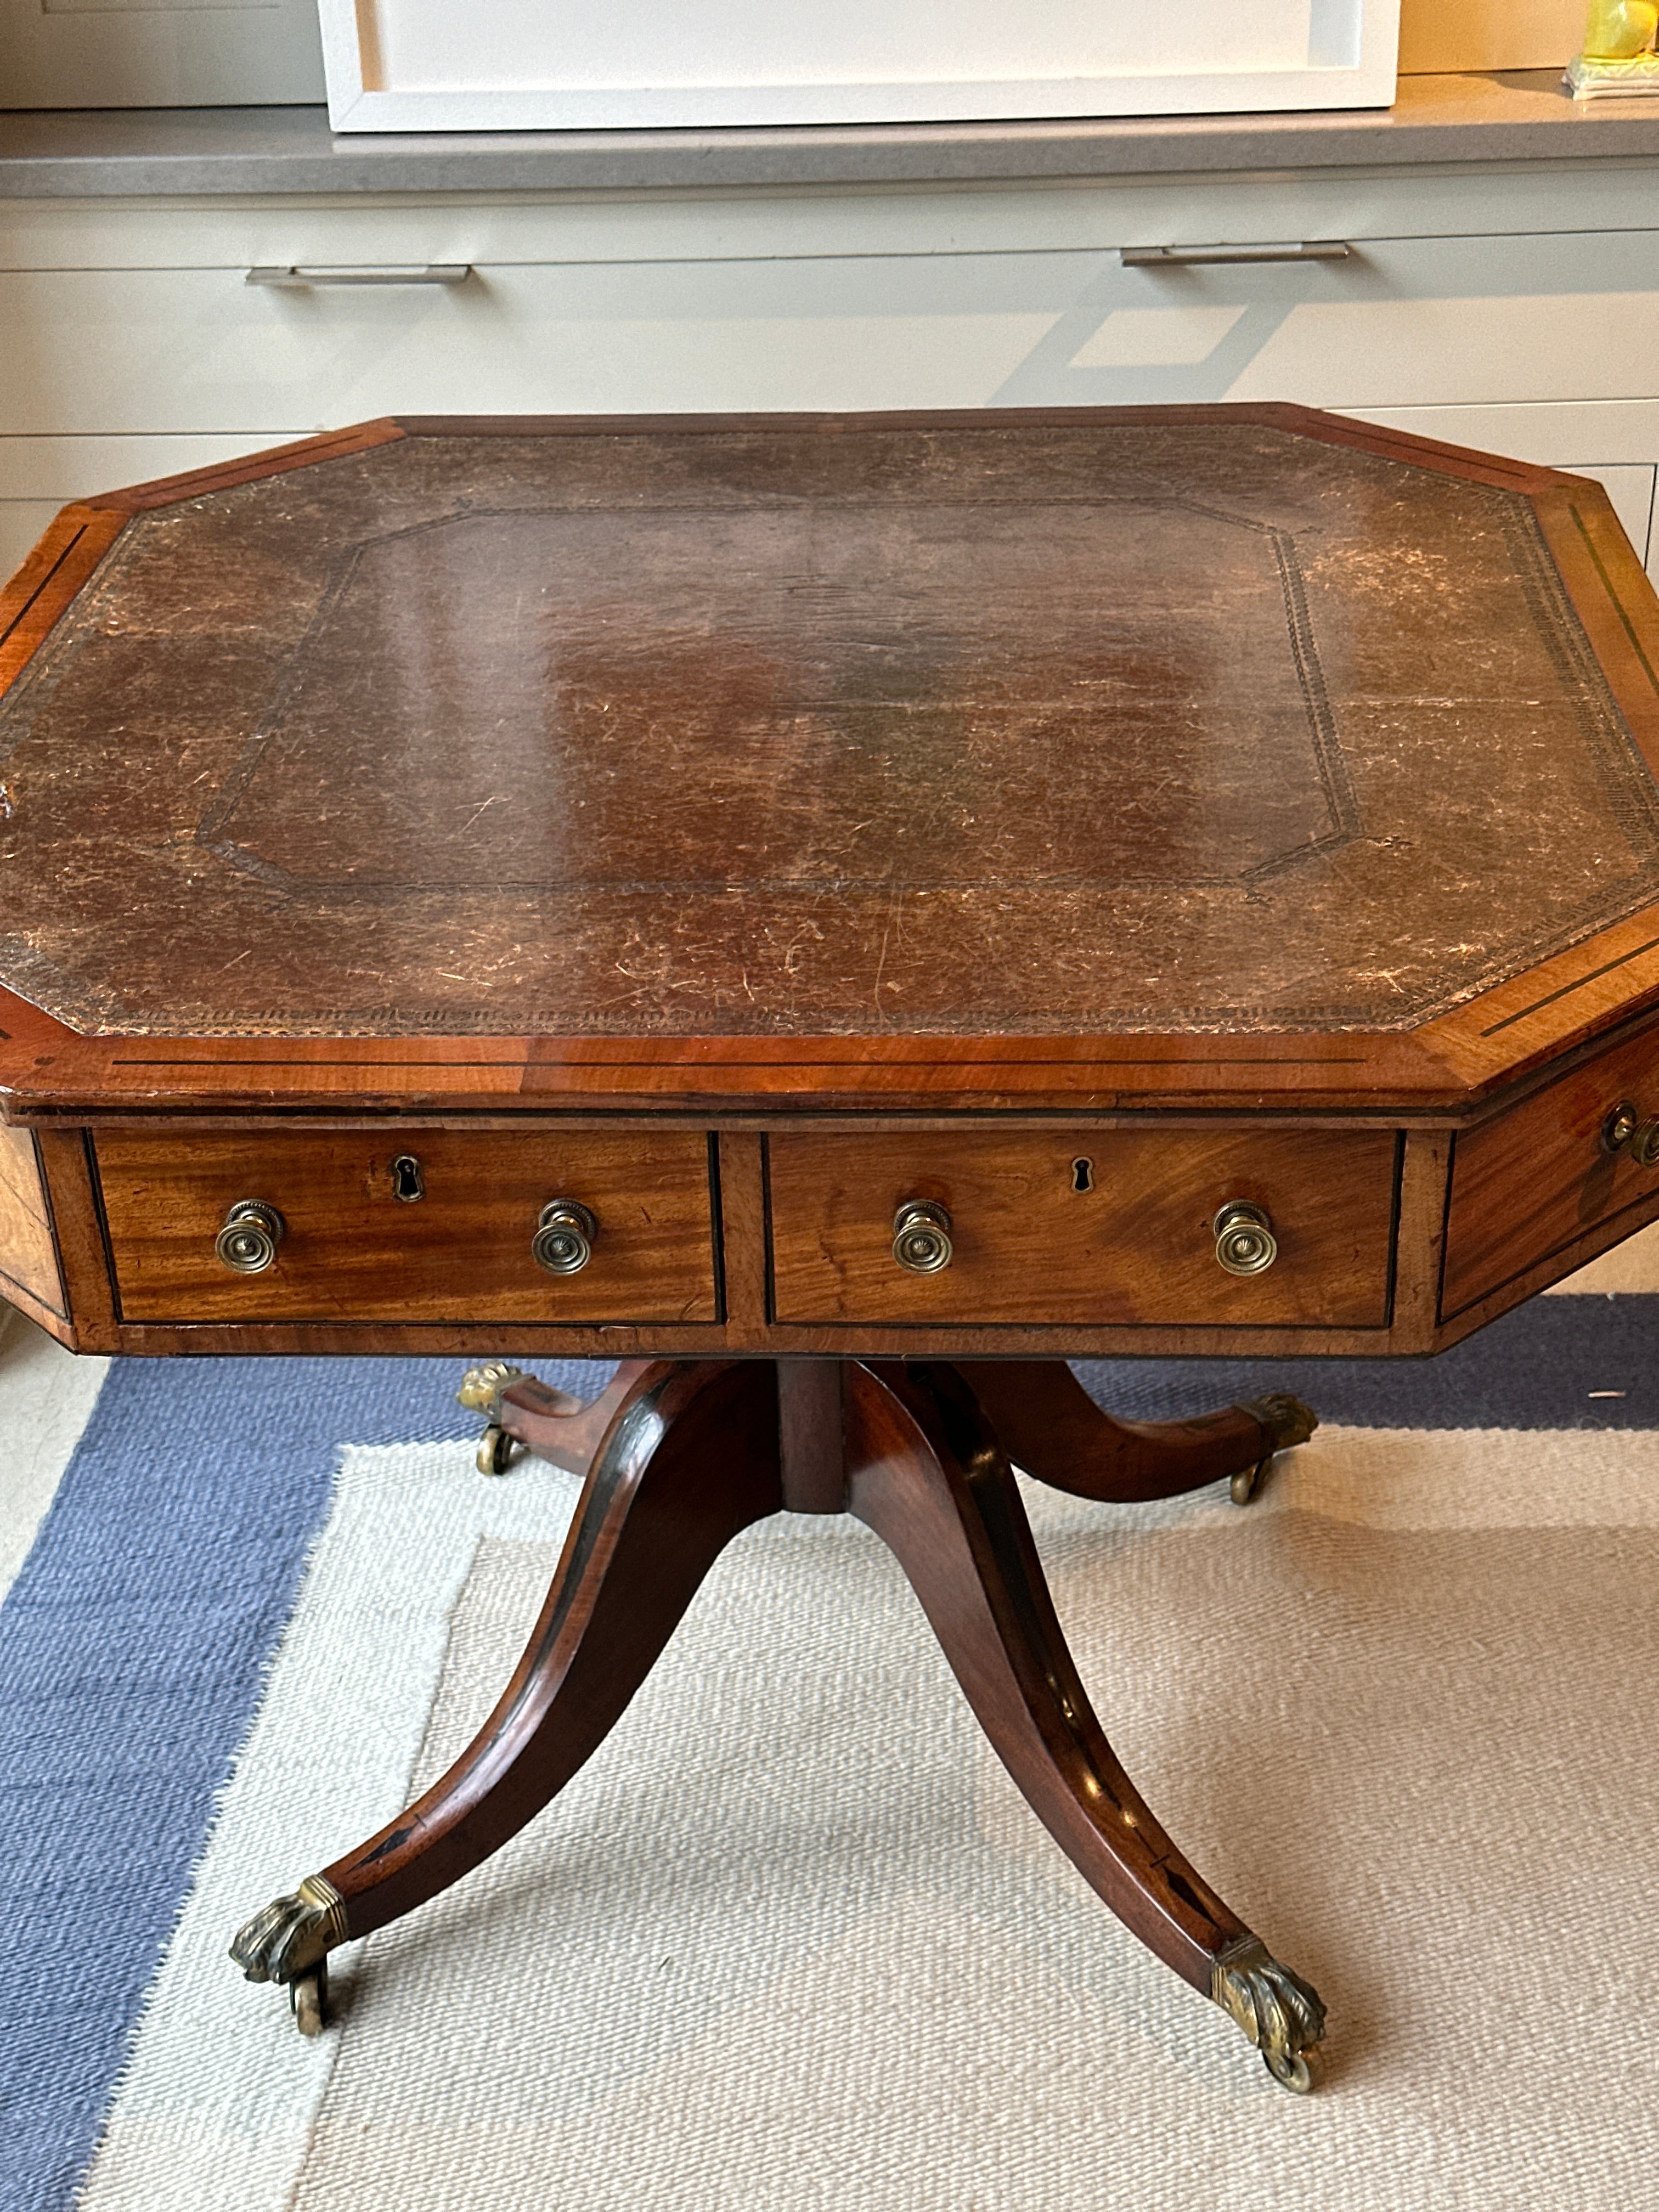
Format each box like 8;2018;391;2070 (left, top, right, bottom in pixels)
0;420;1654;1038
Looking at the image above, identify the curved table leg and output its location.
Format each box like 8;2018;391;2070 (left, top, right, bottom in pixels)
458;1358;651;1475
958;1359;1317;1506
846;1358;1327;2091
231;1358;781;2027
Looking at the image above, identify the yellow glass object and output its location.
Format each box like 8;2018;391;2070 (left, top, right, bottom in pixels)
1568;0;1659;88
1583;0;1658;56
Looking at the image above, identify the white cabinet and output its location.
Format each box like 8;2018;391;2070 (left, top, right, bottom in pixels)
5;168;1659;582
0;259;1075;432
7;227;1657;431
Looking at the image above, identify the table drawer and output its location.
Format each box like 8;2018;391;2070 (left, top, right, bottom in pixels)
1442;1023;1659;1317
767;1129;1397;1328
95;1128;718;1324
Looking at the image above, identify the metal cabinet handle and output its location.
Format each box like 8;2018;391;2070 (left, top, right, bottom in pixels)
532;1199;597;1276
1121;241;1352;268
1602;1101;1659;1166
245;265;473;288
1214;1201;1278;1278
892;1199;953;1275
216;1198;285;1275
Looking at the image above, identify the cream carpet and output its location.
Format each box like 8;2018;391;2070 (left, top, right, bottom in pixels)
0;1303;106;1601
76;1418;1659;2211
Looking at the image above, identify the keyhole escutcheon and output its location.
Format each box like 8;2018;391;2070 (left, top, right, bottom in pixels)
1071;1156;1094;1194
391;1154;425;1203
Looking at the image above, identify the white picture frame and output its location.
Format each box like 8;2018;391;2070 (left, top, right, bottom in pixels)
316;0;1402;134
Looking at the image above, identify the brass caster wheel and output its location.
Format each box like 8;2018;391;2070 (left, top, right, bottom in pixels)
290;1963;327;2038
476;1423;518;1476
1229;1395;1319;1505
1263;2040;1324;2094
1211;1934;1327;2095
460;1362;528;1474
1231;1455;1269;1506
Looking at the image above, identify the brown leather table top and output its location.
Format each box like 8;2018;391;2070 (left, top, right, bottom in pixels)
3;408;1655;1044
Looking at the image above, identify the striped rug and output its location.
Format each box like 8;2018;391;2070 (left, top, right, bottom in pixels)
2;1261;1657;2212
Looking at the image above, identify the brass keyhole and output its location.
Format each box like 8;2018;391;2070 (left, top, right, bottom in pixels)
1071;1156;1094;1193
391;1154;425;1204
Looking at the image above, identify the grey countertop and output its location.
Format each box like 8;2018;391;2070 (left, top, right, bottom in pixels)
2;71;1657;196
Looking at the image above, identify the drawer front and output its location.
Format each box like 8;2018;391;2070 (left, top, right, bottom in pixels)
1207;230;1659;413
1443;1024;1659;1317
767;1129;1397;1328
5;228;1656;441
96;1128;718;1324
0;260;1066;433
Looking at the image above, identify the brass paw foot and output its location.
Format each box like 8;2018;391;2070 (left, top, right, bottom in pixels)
458;1361;527;1474
1211;1934;1328;2092
230;1872;349;2004
1228;1393;1318;1505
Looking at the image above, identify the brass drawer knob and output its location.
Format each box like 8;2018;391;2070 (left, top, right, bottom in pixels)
532;1199;597;1276
1602;1101;1659;1166
1214;1200;1278;1278
216;1198;285;1275
892;1199;953;1274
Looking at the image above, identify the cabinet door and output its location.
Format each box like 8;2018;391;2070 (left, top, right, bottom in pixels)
0;0;324;106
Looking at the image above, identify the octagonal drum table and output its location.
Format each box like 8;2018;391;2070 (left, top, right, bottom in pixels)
4;405;1659;2091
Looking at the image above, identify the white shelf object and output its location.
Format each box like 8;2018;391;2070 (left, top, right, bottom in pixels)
317;0;1402;132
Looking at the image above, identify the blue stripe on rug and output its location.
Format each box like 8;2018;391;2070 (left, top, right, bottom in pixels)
0;1354;608;2212
1075;1294;1659;1429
